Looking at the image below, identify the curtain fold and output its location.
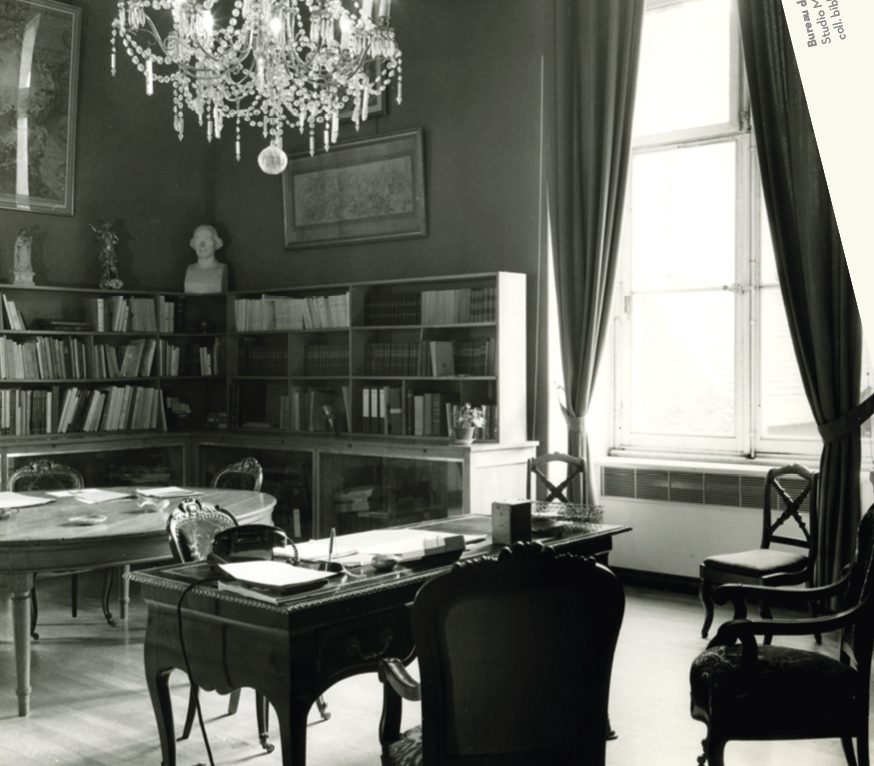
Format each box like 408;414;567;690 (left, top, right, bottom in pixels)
737;0;863;585
544;0;644;503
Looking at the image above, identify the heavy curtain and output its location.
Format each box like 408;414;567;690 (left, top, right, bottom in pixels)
544;0;644;503
737;0;872;585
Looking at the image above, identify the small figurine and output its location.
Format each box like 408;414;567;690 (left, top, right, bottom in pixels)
91;222;123;290
12;228;35;286
184;224;228;295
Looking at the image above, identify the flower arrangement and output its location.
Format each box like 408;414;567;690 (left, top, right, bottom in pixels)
455;403;485;429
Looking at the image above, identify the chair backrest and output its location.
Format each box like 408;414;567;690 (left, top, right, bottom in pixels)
411;542;624;766
528;452;585;503
167;497;238;563
839;505;874;679
760;464;817;557
8;459;84;492
211;457;263;492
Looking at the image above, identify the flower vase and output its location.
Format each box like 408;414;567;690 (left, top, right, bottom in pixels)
453;425;475;445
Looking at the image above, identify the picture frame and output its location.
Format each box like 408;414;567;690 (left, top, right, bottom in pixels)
0;0;81;216
282;128;426;249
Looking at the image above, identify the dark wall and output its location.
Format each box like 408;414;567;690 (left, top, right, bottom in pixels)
0;0;212;290
211;0;546;291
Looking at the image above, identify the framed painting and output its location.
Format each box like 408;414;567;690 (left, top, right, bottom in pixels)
0;0;81;216
282;128;426;249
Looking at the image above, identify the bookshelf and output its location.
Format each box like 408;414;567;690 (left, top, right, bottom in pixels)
228;272;527;444
0;274;534;537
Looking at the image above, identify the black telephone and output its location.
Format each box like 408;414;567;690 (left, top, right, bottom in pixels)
211;525;299;564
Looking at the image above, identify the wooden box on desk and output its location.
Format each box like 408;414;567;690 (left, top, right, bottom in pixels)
491;500;532;545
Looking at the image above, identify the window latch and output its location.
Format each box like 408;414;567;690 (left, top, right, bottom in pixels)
722;283;747;294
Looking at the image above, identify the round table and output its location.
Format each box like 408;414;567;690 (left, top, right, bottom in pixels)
0;487;276;716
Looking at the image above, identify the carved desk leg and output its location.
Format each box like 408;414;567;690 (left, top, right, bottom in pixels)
273;696;311;766
144;619;177;766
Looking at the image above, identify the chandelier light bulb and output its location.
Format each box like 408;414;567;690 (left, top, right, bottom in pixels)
110;0;403;173
257;144;289;175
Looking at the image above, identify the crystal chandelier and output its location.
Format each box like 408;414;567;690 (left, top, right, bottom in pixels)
111;0;402;174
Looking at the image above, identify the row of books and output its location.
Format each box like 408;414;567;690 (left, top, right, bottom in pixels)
0;384;168;435
159;339;221;376
0;336;157;380
421;286;496;324
234;293;350;331
277;386;350;432
57;385;167;433
359;386;497;439
363;292;422;325
156;295;177;333
304;344;349;376
365;340;496;377
88;295;160;332
0;295;26;330
241;344;287;376
0;388;53;435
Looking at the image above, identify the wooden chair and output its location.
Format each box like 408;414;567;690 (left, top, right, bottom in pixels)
699;464;818;640
211;456;264;492
528;452;586;503
167;497;274;754
690;503;874;766
378;542;625;766
8;459;94;639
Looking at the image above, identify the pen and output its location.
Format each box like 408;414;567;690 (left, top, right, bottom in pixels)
326;527;336;570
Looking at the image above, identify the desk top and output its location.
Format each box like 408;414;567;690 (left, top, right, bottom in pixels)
0;488;276;573
131;515;630;617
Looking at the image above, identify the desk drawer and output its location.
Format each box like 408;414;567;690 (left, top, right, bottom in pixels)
317;605;414;679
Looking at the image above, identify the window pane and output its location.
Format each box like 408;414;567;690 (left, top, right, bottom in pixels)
760;193;779;284
631;142;736;291
759;286;818;440
630;291;735;436
633;0;733;137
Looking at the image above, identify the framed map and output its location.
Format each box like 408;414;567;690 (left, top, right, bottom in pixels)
0;0;80;216
282;128;426;249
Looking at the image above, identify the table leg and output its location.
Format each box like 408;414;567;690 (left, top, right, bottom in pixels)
11;576;34;717
145;639;176;766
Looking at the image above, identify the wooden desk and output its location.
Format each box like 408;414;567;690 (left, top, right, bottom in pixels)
133;515;630;766
0;487;276;717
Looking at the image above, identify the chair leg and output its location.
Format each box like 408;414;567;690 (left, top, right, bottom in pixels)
255;693;274;754
30;584;39;641
841;736;859;766
315;694;331;721
759;601;773;646
698;735;725;766
858;731;869;766
227;688;241;715
699;580;715;639
71;574;78;618
101;569;117;627
179;683;199;741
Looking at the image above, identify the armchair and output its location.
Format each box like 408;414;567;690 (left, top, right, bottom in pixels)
689;504;874;766
379;542;625;766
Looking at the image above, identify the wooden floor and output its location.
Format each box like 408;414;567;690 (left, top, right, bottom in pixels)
0;572;867;765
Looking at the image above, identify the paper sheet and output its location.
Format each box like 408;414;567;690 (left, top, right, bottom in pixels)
0;491;53;509
136;486;201;498
218;560;338;589
46;489;132;504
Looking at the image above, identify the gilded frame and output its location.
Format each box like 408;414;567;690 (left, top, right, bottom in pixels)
0;0;81;216
282;128;426;249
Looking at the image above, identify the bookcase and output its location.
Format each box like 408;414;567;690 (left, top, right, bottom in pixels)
0;273;534;537
228;271;527;444
0;285;224;436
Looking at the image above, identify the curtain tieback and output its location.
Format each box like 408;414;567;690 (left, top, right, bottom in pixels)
559;402;585;434
817;393;874;444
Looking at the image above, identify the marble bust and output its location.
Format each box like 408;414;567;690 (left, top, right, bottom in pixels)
184;224;227;295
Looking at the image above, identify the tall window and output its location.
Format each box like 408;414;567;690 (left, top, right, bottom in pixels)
612;0;821;458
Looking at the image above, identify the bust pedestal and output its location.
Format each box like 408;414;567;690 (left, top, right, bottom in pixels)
12;269;35;286
184;263;227;295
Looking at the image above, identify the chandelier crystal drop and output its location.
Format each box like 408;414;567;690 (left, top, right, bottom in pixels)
111;0;402;173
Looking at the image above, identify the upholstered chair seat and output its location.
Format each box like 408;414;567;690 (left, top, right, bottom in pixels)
690;644;862;740
384;725;423;766
701;548;807;577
